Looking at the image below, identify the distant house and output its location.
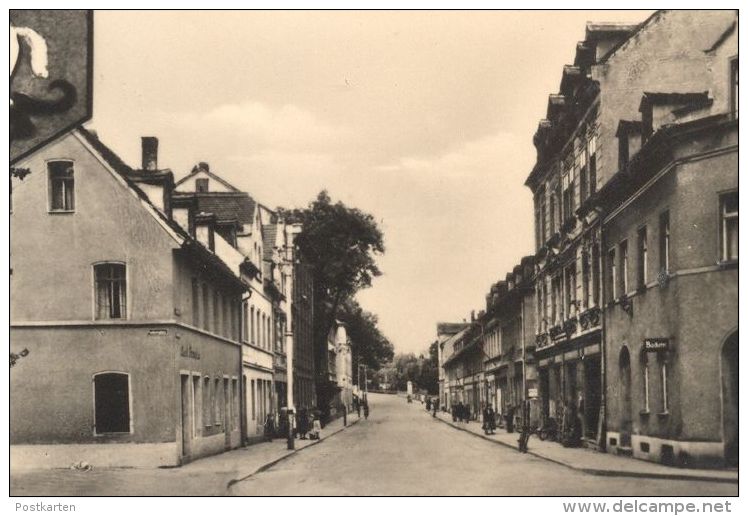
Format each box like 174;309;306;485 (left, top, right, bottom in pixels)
10;129;246;468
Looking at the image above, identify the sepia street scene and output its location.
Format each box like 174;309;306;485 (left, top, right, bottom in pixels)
9;10;738;498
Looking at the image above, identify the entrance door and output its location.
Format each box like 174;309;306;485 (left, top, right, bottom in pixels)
584;355;602;439
180;374;193;459
619;348;632;448
722;331;738;466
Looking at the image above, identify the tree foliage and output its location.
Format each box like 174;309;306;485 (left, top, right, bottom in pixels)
279;191;387;372
389;344;439;394
338;298;394;376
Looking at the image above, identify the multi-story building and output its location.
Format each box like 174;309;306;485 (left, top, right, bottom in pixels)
173;165;275;443
10;129;246;468
482;257;537;427
436;322;470;410
526;22;638;448
293;262;316;410
590;11;738;467
526;10;738;460
442;313;485;420
441;326;470;413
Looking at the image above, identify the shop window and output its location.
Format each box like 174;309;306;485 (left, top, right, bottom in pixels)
48;160;75;212
660;359;669;413
203;376;212;428
94;263;126;319
637;227;648;288
93;372;130;434
640;351;650;413
214;378;222;425
720;191;738;261
659;211;670;273
251;379;256;420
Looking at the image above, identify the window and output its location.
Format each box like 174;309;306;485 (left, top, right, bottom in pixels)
214;378;222;425
251;379;256;420
196;178;209;192
640;352;650;413
619;240;629;295
232;379;240;430
565;264;576;318
94;263;126;319
93;372;130;434
549;194;556;235
213;291;220;335
539;193;547;243
660;359;669;413
242;302;249;342
731;57;738;117
720;192;738;261
607;248;617;301
588;131;598;195
590;244;600;307
203;376;211;428
637;227;648;288
48;161;75;212
659;211;670;273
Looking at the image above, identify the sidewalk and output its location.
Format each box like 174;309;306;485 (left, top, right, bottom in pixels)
427;406;737;484
10;413;361;496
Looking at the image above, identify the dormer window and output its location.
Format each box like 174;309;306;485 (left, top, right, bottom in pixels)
196;178;209;192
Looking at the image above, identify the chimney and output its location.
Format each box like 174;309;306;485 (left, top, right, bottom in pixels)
141;137;159;171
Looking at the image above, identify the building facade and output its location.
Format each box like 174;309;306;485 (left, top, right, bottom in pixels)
173;165;276;443
525;10;738;462
10;130;246;468
593;11;738;466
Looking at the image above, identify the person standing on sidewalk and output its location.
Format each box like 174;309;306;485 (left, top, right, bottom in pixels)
486;405;496;435
363;399;370;419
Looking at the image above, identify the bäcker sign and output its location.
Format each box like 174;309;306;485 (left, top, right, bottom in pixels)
643;338;670;352
10;10;93;164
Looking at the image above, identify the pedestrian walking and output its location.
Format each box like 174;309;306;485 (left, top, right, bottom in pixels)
426;397;431;412
297;407;309;439
363;400;370;420
432;398;437;418
310;410;321;440
482;405;490;435
486;405;496;434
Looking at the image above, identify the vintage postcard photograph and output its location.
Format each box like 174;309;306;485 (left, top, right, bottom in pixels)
8;8;739;502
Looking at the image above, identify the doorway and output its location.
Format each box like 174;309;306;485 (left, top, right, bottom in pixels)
619;347;632;448
722;331;738;466
584;355;602;439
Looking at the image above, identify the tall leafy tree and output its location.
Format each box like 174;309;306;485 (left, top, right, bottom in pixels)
280;190;385;366
338;298;395;378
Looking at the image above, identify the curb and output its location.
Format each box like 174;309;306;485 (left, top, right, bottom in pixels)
227;417;361;488
430;411;737;485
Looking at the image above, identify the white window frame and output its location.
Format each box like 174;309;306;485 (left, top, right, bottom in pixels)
92;261;128;321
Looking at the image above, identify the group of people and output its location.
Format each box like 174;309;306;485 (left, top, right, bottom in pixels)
295;407;322;440
352;395;370;420
424;397;438;417
450;401;472;423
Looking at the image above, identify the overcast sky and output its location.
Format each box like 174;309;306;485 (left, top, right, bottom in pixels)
89;10;652;356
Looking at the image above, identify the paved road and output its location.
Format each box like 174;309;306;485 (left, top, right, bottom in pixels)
231;393;737;496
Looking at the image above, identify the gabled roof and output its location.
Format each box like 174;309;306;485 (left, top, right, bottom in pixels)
174;191;256;226
76;127;247;292
174;163;241;192
705;19;737;53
